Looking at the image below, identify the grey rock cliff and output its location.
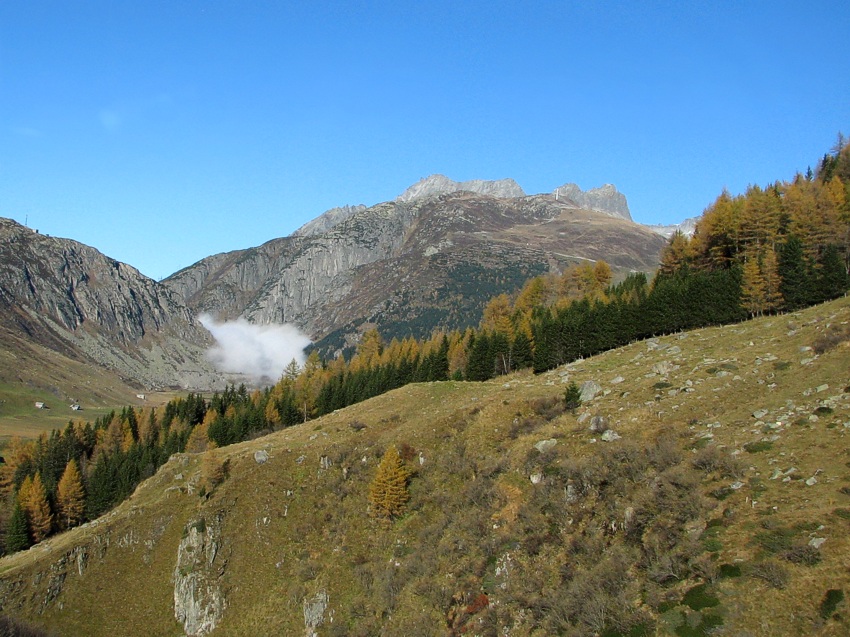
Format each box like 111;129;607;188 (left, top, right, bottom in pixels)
165;190;666;356
0;217;222;390
552;183;632;221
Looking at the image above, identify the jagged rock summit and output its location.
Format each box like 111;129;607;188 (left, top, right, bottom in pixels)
294;175;634;239
552;183;632;221
396;174;526;202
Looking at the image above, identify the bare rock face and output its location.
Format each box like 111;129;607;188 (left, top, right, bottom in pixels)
0;217;222;390
164;190;666;356
553;183;632;221
173;517;225;637
396;174;526;201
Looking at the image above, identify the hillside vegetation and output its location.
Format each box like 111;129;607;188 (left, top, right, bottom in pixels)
0;295;848;636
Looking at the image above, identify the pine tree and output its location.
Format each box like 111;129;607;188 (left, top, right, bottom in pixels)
564;381;583;412
778;236;811;310
56;459;85;531
368;446;411;521
5;502;31;552
741;250;768;317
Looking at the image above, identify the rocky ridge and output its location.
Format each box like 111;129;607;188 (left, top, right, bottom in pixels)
0;218;222;390
164;190;666;355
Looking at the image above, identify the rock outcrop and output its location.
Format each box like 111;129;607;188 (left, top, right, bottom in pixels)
173;516;226;636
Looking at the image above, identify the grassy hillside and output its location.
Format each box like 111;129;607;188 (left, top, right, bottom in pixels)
0;325;164;445
1;296;849;636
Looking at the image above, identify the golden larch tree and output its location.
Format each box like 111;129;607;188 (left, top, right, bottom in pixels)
57;459;85;530
20;472;53;542
369;446;411;521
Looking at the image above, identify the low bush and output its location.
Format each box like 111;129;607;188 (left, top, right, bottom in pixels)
819;588;844;620
746;560;789;589
743;440;774;453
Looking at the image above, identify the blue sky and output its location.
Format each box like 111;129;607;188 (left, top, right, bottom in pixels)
2;1;848;280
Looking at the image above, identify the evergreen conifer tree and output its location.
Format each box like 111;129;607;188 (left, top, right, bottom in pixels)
5;502;31;553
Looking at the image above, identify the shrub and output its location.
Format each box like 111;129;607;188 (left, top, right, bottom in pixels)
718;563;742;578
819;589;844;620
529;396;565;421
746;560;789;589
0;616;57;637
754;526;795;554
201;454;231;493
784;544;821;566
744;440;773;453
681;584;719;611
812;324;850;354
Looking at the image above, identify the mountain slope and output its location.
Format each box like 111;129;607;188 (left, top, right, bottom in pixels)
165;188;666;355
1;296;848;636
0;218;222;391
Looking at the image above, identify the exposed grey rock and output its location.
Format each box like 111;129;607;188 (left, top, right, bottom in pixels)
162;189;666;357
652;361;676;376
534;439;558;453
600;430;621;442
397;174;525;201
254;450;269;464
0;218;222;390
753;409;769;419
809;537;826;549
303;590;329;637
610;375;625;385
552;183;632;221
173;517;225;636
530;472;544;485
579;381;602;402
589;415;609;434
293;204;367;237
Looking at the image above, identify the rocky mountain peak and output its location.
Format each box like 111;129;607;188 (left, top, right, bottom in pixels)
396;174;526;202
293;204;367;238
552;183;632;221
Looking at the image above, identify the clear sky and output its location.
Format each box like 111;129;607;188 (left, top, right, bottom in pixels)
2;1;848;280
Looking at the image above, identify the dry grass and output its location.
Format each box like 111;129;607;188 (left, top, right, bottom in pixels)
1;296;849;636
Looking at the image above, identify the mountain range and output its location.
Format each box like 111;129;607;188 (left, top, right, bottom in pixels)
1;177;684;393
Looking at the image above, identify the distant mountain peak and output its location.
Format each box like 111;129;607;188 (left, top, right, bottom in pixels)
552;183;632;221
396;174;526;202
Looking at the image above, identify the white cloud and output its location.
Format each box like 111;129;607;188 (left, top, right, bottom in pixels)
198;314;312;383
